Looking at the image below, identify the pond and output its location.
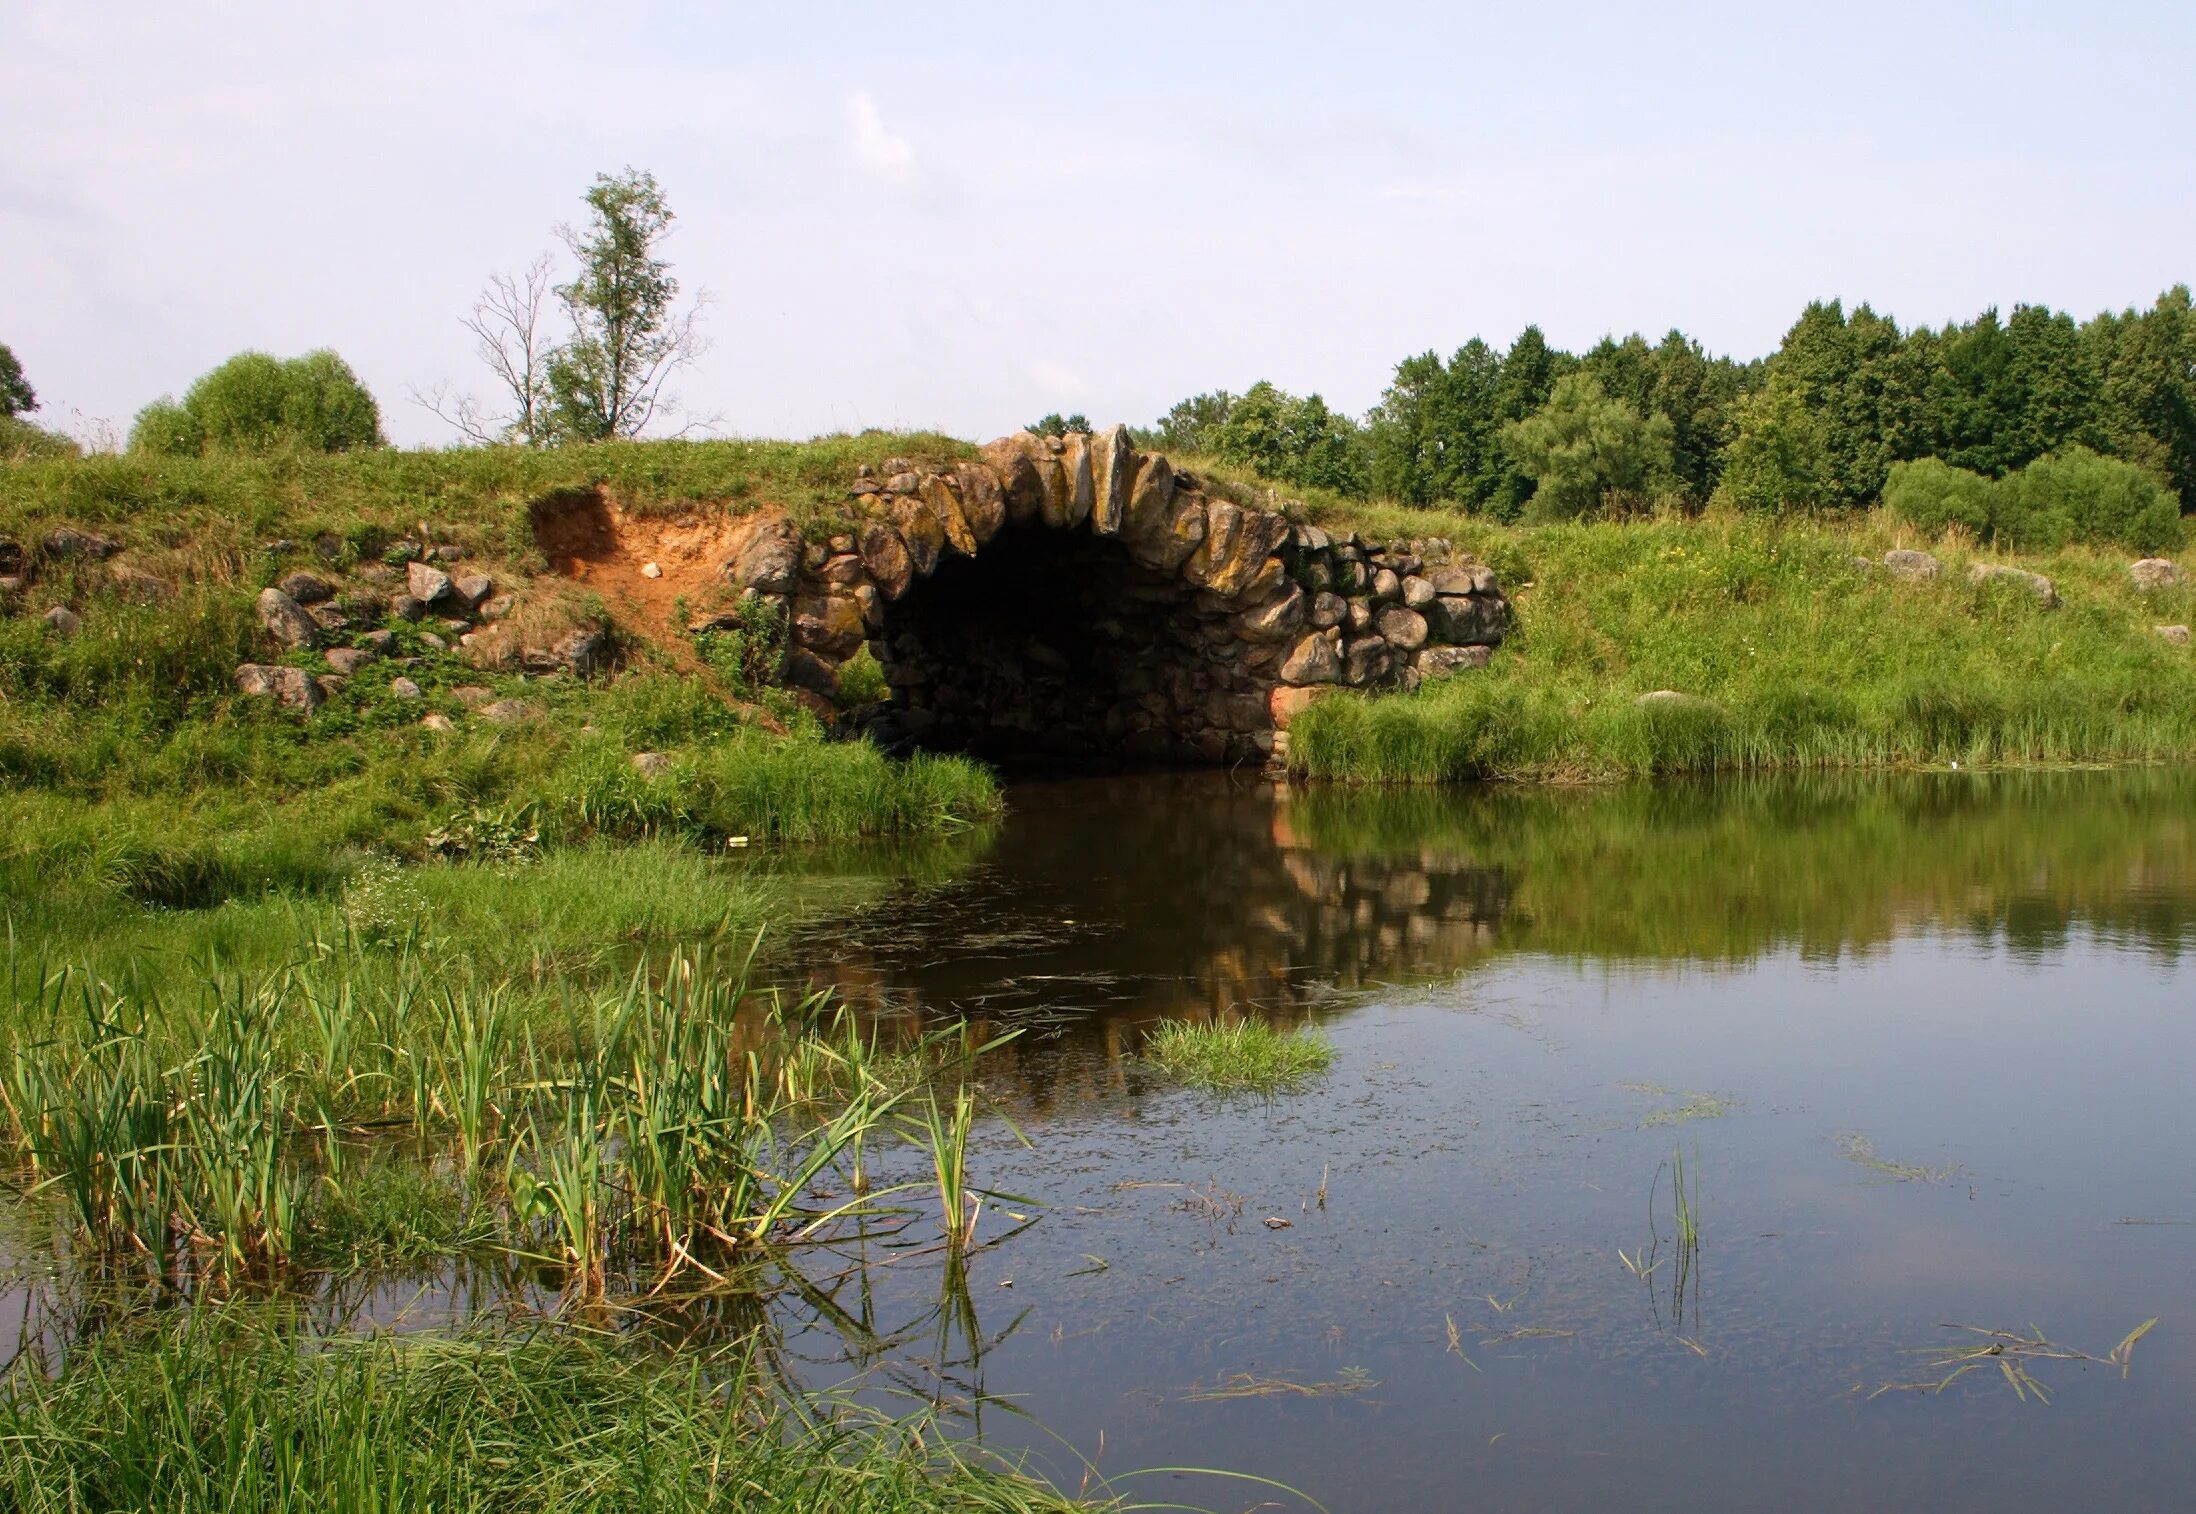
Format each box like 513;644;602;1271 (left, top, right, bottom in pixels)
763;769;2196;1513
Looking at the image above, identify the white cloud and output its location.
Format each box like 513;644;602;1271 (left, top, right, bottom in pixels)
846;91;914;186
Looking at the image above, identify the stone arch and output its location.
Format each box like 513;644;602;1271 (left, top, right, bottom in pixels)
760;427;1510;770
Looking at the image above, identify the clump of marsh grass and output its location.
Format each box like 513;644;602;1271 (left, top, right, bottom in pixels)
1838;1132;1961;1184
1140;1017;1335;1094
1868;1319;2159;1403
1619;1080;1735;1127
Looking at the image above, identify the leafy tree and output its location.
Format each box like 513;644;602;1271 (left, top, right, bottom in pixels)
1026;412;1092;438
1146;392;1234;454
1882;456;1996;539
129;350;383;455
1500;373;1673;519
1366;340;1502;507
0;342;35;417
1712;380;1834;514
545;169;707;442
1207;380;1370;496
1997;446;2184;553
2088;285;2196;507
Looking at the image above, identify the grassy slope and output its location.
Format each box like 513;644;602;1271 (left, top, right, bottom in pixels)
0;436;998;920
1283;503;2196;781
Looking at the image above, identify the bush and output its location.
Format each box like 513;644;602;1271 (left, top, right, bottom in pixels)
1885;449;2184;555
1884;457;1995;539
1996;447;2185;555
130;350;384;456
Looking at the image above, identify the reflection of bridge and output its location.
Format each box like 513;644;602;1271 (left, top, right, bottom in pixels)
783;774;1518;1107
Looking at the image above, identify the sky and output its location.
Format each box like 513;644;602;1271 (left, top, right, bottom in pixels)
6;0;2195;447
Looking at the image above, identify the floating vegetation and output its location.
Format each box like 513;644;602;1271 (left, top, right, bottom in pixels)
1182;1367;1377;1402
1443;1312;1481;1371
1868;1320;2160;1403
1482;1326;1577;1346
1619;1081;1736;1127
1622;1144;1704;1334
1140;1018;1335;1094
1838;1133;1961;1184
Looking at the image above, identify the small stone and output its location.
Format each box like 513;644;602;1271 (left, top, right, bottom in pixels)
1636;689;1712;709
326;647;377;675
389;676;423;699
314;533;344;561
1369;567;1401;603
442;618;470;634
42;528;120;561
480;594;514;622
478;698;540;724
1309;590;1347;629
641;561;663;580
233;663;324;713
631;751;672;777
419;631;448;652
386;538;422;563
433;544;464;563
421;712;455;732
450;685;495;706
256;587;320;649
2156;624;2191;646
393;594;427;623
2131;558;2186;591
260;538;298;556
451;572;493;610
407;560;453;607
278;571;334;605
308;605;351;632
108;563;174;602
1418;645;1493;677
1345;599;1374;633
1882;548;1943;582
42;605;80;636
1401;575;1437;609
361;629;397;655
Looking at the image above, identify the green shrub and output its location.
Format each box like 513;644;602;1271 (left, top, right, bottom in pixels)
1996;447;2185;555
1884;457;1995;540
130;350;384;456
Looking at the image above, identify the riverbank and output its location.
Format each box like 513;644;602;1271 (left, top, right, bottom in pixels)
1282;505;2196;781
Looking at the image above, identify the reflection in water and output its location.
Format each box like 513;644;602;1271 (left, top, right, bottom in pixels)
782;767;2196;1061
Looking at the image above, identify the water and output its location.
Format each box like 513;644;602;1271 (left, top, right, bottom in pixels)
767;770;2196;1513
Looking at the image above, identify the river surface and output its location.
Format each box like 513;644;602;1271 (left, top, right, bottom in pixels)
765;769;2196;1514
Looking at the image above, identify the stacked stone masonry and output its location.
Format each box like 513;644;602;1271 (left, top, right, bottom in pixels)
751;426;1510;768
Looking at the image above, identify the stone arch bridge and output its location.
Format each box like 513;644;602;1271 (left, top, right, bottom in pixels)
730;426;1509;769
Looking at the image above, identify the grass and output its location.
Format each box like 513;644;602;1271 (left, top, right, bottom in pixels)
1279;508;2196;781
0;1307;1103;1513
1868;1319;2159;1404
1140;1018;1335;1094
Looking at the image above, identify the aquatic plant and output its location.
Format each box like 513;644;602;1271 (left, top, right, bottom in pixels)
1140;1017;1335;1094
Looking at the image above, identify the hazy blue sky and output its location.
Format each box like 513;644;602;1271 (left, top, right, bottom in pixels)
6;1;2194;445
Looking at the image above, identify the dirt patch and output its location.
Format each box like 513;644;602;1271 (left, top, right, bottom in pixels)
532;489;782;648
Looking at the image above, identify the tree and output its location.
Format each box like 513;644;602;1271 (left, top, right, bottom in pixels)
1207;380;1370;496
545;169;708;442
1714;379;1835;514
1027;412;1092;438
1500;373;1673;520
0;342;35;417
417;256;557;445
130;350;384;455
1147;392;1235;454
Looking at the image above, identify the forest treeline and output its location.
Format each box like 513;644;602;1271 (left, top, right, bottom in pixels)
1140;286;2196;552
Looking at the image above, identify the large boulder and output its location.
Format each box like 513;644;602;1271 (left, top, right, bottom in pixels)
1343;634;1393;686
859;520;914;599
1375;604;1429;651
953;462;1008;545
1236;585;1307;643
450;572;494;611
921;474;980;557
1428;594;1507;646
1279;630;1343;685
1185;503;1292;597
792;593;865;658
41;605;79;637
1882;548;1943;583
729;516;803;596
278;570;334;605
1967;562;2057;606
256;587;321;650
1056;433;1095;530
1418;645;1493;677
234;663;324;713
2131;558;2186;591
407;560;455;608
979;438;1044;525
1088;426;1137;535
42;528;119;561
889;495;947;578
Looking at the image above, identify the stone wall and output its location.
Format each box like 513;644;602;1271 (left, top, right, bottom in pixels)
741;426;1509;769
